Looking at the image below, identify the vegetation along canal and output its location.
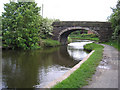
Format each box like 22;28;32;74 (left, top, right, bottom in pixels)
2;40;93;88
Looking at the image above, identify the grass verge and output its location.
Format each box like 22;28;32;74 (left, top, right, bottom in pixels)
69;36;99;41
52;43;104;88
102;40;120;51
42;39;60;47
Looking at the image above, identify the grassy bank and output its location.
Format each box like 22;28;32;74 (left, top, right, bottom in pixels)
41;39;60;47
69;34;99;42
102;40;120;51
70;36;99;41
52;43;103;88
2;39;60;49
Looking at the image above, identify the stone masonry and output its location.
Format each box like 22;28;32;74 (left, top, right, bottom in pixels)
52;21;113;45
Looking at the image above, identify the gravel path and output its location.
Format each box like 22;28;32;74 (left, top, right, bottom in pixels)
83;44;119;88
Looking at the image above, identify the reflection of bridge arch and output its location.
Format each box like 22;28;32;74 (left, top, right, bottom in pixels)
52;21;113;45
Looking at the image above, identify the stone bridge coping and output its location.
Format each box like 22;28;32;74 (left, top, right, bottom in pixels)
52;21;112;27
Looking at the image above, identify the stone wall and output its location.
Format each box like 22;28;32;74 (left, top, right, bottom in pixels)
52;21;113;44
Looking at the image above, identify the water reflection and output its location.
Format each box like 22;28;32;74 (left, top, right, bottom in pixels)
67;40;93;61
2;40;92;88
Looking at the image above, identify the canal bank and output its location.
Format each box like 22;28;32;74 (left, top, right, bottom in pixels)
52;43;104;88
44;50;95;88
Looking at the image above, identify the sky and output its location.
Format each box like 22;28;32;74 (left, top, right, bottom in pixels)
0;0;118;21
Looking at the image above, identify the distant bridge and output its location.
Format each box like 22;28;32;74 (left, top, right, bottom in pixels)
52;21;113;45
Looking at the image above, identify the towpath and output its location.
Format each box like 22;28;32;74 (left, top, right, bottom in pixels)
83;44;119;88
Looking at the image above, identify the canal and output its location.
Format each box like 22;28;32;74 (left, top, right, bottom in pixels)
2;40;93;88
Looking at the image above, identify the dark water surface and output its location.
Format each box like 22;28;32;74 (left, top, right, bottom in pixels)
2;40;92;88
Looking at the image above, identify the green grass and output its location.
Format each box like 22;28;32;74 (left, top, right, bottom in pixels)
70;36;99;41
0;36;2;46
52;43;104;88
69;34;99;41
42;39;60;47
102;40;120;51
67;37;72;43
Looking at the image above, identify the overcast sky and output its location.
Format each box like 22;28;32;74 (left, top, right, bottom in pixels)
0;0;118;21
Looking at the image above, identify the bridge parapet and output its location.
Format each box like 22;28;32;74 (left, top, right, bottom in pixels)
52;21;112;27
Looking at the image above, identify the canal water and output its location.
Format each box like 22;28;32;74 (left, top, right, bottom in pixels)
2;40;92;88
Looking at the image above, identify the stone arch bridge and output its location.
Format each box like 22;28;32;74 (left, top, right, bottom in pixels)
52;21;113;45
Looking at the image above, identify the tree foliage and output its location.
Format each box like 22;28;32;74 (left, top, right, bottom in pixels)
2;1;56;49
39;18;53;39
39;18;60;39
0;16;2;41
0;16;2;34
109;0;120;40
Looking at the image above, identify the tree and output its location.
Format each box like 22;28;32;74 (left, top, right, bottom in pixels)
39;18;53;39
109;0;120;40
2;1;41;49
0;16;2;34
38;18;60;39
0;16;2;41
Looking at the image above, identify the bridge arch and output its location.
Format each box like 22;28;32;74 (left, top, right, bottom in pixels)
52;21;113;45
58;27;99;45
